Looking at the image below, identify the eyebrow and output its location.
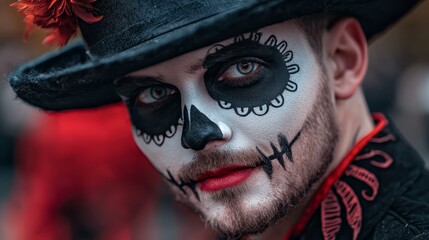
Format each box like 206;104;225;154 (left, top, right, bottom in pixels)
203;40;268;68
184;59;205;74
115;75;167;100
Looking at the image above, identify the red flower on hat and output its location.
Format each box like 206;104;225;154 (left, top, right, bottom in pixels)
11;0;103;46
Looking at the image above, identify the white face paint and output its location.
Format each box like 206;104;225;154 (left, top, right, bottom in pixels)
116;21;338;237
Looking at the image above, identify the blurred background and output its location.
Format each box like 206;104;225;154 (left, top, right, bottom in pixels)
0;1;428;239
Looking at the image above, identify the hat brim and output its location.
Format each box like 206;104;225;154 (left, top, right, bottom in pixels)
9;0;421;111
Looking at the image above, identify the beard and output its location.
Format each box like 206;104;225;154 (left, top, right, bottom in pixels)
171;72;339;239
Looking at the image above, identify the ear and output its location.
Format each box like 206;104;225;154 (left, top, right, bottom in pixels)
324;18;368;99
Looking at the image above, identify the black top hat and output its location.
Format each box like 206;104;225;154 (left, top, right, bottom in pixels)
8;0;421;111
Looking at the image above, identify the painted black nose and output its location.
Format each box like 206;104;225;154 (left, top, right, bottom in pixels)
181;105;223;150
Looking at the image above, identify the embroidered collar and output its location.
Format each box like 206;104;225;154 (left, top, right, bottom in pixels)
284;113;423;240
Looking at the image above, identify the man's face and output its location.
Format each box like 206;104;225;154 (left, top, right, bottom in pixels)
116;21;338;237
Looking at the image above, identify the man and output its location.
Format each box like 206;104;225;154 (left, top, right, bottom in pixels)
8;0;429;239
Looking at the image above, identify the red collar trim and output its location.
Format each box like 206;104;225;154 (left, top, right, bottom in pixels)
284;113;388;239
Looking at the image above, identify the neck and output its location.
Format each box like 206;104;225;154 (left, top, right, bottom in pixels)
252;88;374;240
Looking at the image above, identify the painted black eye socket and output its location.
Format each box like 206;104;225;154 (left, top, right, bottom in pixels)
202;33;300;117
115;78;183;146
126;84;182;146
204;42;289;109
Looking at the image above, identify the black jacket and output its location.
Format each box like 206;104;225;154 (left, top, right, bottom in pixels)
290;114;429;240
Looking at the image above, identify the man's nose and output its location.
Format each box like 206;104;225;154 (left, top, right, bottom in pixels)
181;105;225;150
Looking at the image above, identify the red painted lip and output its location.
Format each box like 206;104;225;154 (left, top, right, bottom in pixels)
197;165;257;192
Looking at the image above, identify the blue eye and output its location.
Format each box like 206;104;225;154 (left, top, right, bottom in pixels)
237;62;256;74
218;61;261;81
137;85;177;105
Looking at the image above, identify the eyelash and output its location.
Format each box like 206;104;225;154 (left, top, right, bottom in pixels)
216;58;266;86
130;86;174;111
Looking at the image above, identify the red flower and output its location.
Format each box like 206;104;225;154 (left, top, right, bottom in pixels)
11;0;103;46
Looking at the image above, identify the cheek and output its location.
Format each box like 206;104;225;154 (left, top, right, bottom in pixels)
132;127;194;173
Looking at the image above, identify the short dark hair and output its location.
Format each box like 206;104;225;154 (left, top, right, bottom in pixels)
295;14;344;57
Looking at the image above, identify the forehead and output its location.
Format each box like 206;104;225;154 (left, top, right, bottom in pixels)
129;20;305;79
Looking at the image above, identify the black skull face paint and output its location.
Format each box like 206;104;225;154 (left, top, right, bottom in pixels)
203;32;300;117
117;20;337;238
116;77;183;146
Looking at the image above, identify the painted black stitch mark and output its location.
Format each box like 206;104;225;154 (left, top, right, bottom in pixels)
256;131;301;178
162;131;301;198
136;117;184;146
163;170;200;201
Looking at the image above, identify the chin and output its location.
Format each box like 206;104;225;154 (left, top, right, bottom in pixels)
181;169;302;238
181;145;334;238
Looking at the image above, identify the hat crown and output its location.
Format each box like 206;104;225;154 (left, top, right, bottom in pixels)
80;0;257;57
9;0;422;111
